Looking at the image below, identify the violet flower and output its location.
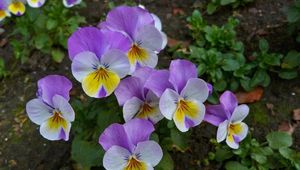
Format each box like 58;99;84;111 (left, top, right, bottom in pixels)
0;0;10;21
27;0;46;8
8;0;26;16
204;91;249;149
99;118;163;170
63;0;81;8
99;5;167;73
26;75;75;141
145;59;210;132
68;27;131;98
114;67;164;124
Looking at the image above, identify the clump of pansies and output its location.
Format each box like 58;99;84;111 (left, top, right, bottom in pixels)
0;0;81;22
26;5;250;169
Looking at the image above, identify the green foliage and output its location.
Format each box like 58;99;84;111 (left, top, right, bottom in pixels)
285;0;300;43
9;1;86;63
207;0;254;14
186;10;299;92
0;58;8;78
206;131;300;170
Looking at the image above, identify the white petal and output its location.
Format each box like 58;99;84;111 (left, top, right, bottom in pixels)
63;0;81;8
134;141;163;167
26;99;52;125
180;78;209;103
226;135;239;149
159;89;179;120
139;48;158;69
40;121;71;141
160;31;168;50
151;13;162;31
230;104;249;123
217;120;229;143
101;49;130;78
103;146;130;170
52;95;75;122
146;91;164;124
135;25;163;51
27;0;46;8
71;51;100;82
233;122;249;142
123;97;144;122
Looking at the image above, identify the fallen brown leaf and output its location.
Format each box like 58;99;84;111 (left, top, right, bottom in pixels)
235;87;264;104
266;103;276;115
293;108;300;121
172;7;185;15
167;37;190;48
278;121;295;135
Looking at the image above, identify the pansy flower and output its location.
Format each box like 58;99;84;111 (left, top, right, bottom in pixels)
115;67;164;124
26;75;75;141
8;0;26;16
99;6;167;73
204;91;249;149
68;27;131;98
63;0;81;8
0;0;10;21
99;119;163;170
27;0;46;8
145;59;210;132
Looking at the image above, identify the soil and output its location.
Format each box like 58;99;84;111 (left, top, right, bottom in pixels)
0;0;299;170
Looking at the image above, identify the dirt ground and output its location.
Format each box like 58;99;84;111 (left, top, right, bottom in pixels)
0;0;299;169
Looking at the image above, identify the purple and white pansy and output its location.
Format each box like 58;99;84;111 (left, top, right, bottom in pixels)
204;91;249;149
99;118;163;170
0;0;10;21
115;67;164;124
145;59;210;132
99;5;167;74
63;0;81;8
68;27;131;98
26;75;75;141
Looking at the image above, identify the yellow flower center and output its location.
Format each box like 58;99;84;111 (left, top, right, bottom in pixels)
48;111;67;130
128;44;148;65
124;156;146;170
136;103;156;118
0;11;6;19
227;123;242;142
175;99;199;121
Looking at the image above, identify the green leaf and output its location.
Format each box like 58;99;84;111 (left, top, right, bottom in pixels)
279;147;295;160
266;131;293;149
287;6;300;23
71;137;103;170
221;0;236;6
207;3;218;15
259;39;269;52
281;51;300;69
222;58;241;71
156;151;174;170
215;148;233;162
251;69;268;87
225;161;249;170
34;33;51;50
278;70;298;80
46;19;58;30
251;153;267;164
170;128;190;151
51;49;64;63
213;79;227;91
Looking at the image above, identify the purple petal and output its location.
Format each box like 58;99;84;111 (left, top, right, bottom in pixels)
101;29;131;53
100;6;154;39
123;118;154;146
144;69;173;97
132;66;155;85
207;83;213;95
169;59;197;93
204;104;228;126
135;25;163;51
114;77;144;106
68;27;106;60
37;75;72;106
99;124;134;152
220;91;238;116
